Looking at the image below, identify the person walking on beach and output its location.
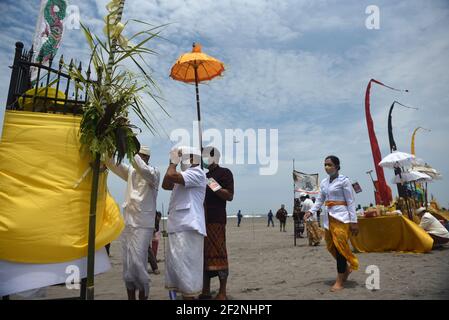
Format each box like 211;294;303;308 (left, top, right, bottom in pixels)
276;205;288;232
301;193;321;246
293;198;302;238
312;196;321;227
305;155;359;292
148;212;161;275
106;146;160;300
162;146;207;300
201;146;234;300
237;210;243;227
267;210;275;227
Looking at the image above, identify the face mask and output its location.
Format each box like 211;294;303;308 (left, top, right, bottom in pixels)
328;169;338;177
202;158;210;169
181;162;191;172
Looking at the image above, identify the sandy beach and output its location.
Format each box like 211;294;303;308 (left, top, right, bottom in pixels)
10;217;444;300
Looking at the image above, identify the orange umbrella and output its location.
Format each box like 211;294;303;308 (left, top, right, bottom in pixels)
170;43;225;158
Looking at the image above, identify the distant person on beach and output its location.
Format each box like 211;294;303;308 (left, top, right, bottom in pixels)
276;205;288;232
201;146;234;300
106;146;160;300
267;210;275;227
311;196;321;227
148;212;161;275
237;210;243;227
301;193;321;246
162;146;207;300
305;155;359;292
293;198;303;238
416;207;449;248
356;204;364;217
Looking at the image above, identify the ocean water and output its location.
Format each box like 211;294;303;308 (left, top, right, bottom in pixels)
228;215;262;218
161;214;295;220
161;215;263;220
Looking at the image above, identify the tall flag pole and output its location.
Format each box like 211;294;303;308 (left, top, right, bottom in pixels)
387;101;417;197
365;79;408;206
411;127;431;156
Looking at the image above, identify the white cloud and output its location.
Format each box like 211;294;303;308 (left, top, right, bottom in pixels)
1;0;449;214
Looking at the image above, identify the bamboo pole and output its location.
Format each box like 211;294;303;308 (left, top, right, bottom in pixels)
86;154;101;300
85;0;126;300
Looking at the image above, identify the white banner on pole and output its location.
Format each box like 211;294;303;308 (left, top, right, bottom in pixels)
31;0;68;82
293;170;320;195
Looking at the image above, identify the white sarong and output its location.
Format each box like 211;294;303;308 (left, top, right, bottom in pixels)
121;225;153;296
165;230;204;297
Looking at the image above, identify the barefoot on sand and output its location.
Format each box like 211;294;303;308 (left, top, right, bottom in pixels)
343;266;352;282
330;284;344;292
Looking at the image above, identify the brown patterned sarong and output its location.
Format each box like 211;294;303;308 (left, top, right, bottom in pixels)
204;223;228;274
306;221;322;245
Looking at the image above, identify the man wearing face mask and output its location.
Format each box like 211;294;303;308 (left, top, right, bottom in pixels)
162;146;207;299
200;146;234;300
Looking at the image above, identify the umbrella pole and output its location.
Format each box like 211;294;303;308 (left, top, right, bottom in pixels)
412;181;417;203
404;192;412;220
425;182;428;209
194;65;203;168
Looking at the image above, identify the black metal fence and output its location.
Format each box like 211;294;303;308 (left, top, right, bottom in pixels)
6;42;94;115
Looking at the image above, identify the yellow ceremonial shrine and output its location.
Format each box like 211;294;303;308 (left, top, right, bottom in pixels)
0;42;124;263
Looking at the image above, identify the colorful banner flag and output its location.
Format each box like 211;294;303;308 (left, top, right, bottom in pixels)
31;0;68;82
365;79;407;205
352;181;363;194
293;170;320;195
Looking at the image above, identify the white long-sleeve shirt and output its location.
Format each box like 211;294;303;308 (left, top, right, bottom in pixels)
310;174;357;230
167;166;207;236
106;155;160;228
419;212;449;239
301;198;316;221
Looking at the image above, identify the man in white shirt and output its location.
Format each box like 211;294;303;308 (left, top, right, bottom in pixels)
106;146;160;300
162;146;207;299
416;207;449;248
301;193;321;246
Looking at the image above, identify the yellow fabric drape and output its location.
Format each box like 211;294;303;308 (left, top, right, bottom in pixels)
350;215;433;253
325;216;359;271
0;111;124;263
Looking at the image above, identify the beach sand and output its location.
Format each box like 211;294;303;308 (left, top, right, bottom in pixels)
14;217;449;300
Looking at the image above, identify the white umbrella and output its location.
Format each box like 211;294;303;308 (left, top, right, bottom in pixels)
379;151;415;169
411;157;426;166
412;165;442;180
392;170;432;184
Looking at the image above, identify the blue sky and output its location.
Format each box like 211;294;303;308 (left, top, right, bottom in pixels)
1;0;449;215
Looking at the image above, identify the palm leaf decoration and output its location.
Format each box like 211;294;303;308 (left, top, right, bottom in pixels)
65;0;168;299
67;6;167;164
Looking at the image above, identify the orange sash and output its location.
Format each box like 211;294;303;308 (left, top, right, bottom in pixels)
325;200;347;207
